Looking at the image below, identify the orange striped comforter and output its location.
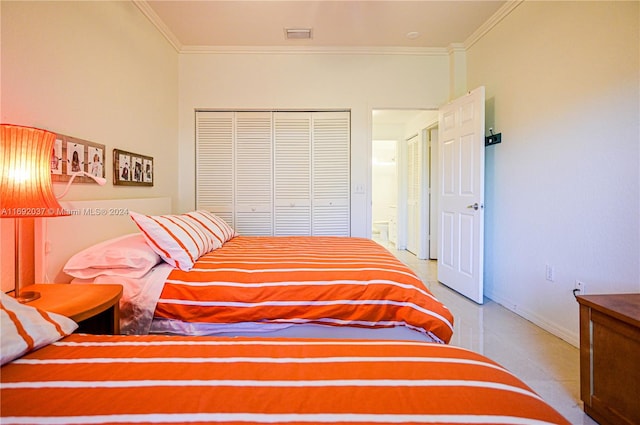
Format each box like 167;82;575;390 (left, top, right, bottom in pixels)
155;236;454;343
0;334;570;425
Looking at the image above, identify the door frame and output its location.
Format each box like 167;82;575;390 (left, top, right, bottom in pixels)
369;109;438;254
427;124;439;260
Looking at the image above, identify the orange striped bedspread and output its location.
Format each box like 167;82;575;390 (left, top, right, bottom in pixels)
153;236;454;343
0;334;570;425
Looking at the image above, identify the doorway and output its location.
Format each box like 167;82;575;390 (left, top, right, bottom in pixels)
372;139;397;247
371;109;438;259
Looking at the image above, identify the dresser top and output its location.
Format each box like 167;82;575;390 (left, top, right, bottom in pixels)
577;293;640;328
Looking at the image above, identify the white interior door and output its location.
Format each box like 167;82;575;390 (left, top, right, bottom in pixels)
428;126;439;260
406;134;419;254
437;87;485;304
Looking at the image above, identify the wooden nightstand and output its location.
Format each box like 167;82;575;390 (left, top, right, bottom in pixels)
577;294;640;425
22;284;123;335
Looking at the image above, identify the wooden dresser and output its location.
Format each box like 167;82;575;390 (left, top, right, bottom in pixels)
577;294;640;425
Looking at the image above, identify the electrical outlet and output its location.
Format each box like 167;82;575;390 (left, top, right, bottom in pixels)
574;280;586;295
545;264;554;282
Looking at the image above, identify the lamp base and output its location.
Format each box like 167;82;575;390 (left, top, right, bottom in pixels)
16;291;41;303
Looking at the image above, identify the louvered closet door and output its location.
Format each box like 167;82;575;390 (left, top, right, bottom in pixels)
196;112;235;227
273;112;312;235
312;112;350;236
235;112;273;235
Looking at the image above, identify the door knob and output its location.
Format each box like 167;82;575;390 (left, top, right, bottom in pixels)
467;203;479;211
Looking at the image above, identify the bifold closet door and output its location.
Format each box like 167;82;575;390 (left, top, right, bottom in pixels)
197;110;350;237
312;112;350;236
195;111;234;227
234;112;273;235
273;112;312;235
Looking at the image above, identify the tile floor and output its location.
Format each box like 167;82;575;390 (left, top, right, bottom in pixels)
385;244;598;425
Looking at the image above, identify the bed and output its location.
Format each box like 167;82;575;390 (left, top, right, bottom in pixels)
61;209;454;343
0;294;571;425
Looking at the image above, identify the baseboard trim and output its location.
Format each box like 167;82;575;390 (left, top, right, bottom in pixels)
485;290;580;348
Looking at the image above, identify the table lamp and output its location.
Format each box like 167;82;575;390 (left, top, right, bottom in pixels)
1;124;70;302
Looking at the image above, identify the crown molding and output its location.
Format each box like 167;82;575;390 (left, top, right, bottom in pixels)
133;0;182;52
447;43;466;54
180;45;448;56
464;0;524;49
133;0;520;56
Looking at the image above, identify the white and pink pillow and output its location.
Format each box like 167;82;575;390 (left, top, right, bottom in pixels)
62;210;237;275
63;233;162;279
1;293;78;365
129;211;222;271
187;210;237;246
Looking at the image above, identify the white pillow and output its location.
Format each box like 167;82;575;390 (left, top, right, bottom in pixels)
130;211;221;271
63;233;162;279
192;210;237;245
1;292;78;365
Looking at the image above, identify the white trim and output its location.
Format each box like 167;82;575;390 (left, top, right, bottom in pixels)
485;290;580;348
181;45;448;56
132;0;182;52
464;0;524;49
447;43;466;54
133;0;521;55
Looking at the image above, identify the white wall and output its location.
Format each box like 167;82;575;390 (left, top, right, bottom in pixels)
5;0;635;347
1;1;179;289
467;1;640;345
1;0;179;203
372;140;397;225
177;52;450;236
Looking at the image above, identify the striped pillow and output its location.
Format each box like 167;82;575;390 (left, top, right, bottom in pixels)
193;210;237;245
130;211;220;271
1;292;78;365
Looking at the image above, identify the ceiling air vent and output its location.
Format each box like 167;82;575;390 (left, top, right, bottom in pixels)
285;28;312;40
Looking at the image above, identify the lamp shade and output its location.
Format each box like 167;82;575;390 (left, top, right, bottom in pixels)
0;124;69;218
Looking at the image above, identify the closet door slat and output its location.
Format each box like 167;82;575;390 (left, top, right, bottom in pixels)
235;112;273;235
273;112;312;236
196;111;235;227
312;112;350;236
196;110;350;237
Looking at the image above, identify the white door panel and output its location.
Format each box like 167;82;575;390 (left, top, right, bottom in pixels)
428;127;439;260
407;134;419;255
195;111;236;228
437;87;485;304
441;212;455;268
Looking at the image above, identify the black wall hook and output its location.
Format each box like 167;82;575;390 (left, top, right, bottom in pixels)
485;127;502;146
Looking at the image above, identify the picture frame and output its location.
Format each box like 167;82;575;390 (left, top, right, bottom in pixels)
50;133;106;183
113;149;153;186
